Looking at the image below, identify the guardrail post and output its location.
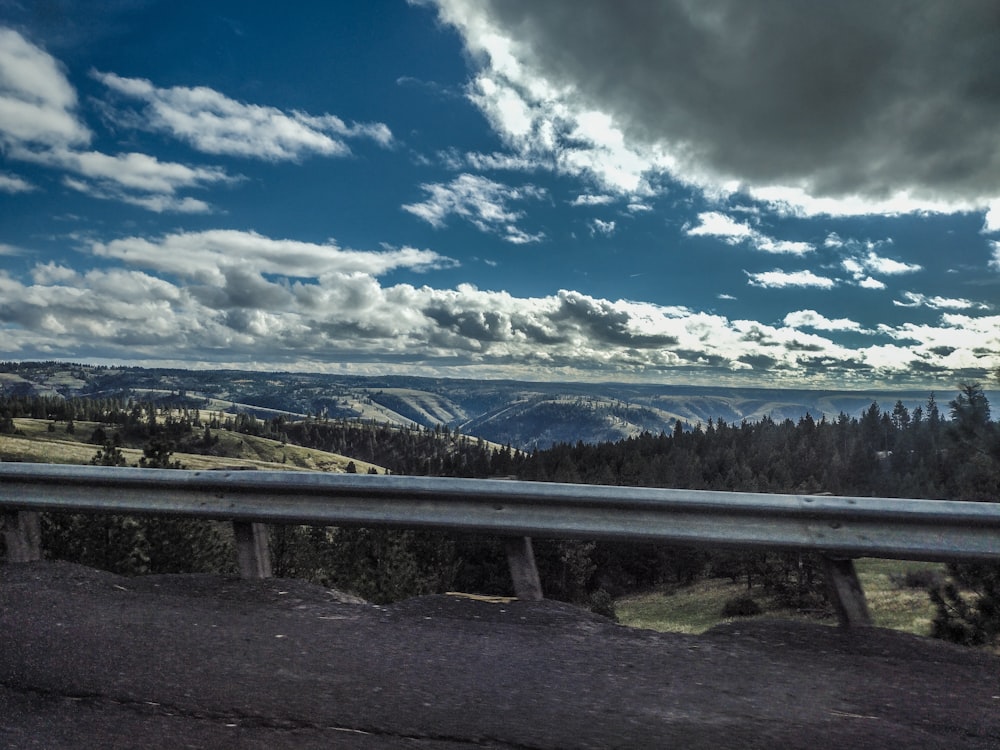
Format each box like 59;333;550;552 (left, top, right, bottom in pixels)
1;510;42;563
233;521;272;579
504;536;543;601
822;556;872;628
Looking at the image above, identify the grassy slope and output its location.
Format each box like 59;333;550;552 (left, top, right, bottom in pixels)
1;418;386;474
616;558;944;637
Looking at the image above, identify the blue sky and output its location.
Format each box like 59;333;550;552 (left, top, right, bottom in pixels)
0;0;998;389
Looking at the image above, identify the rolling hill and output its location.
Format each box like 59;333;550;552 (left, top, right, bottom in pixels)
2;362;990;450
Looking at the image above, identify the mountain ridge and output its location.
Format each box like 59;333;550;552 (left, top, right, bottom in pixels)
1;362;991;450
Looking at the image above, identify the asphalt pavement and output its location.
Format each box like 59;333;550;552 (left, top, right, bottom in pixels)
1;560;998;749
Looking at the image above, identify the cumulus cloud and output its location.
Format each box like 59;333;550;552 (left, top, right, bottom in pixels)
783;310;868;333
990;241;1000;271
857;277;887;291
832;239;921;288
94;71;393;160
746;270;836;290
2;237;997;384
686;211;812;255
857;253;922;276
876;314;1000;373
0;28;90;149
402;173;546;243
842;254;920;279
429;0;1000;216
985;203;1000;234
687;212;753;243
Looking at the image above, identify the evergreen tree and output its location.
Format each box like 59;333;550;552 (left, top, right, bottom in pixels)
90;439;127;467
929;383;1000;647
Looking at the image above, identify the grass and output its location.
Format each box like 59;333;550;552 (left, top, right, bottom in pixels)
616;558;946;637
1;418;387;474
853;558;943;634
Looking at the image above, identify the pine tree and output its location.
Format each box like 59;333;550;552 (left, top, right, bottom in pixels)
930;384;1000;647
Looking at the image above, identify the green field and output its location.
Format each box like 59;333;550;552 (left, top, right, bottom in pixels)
616;558;945;637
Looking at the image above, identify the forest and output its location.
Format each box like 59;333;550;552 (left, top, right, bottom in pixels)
1;382;997;647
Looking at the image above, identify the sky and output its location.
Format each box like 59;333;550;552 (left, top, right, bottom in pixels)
0;0;999;390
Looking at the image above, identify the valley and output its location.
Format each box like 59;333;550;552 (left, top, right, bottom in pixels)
2;361;980;450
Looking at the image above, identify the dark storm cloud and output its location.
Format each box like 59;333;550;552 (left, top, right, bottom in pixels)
424;307;516;343
466;0;1000;203
736;353;779;371
784;339;826;353
552;292;679;347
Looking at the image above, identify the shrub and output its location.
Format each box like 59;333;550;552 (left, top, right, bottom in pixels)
930;562;1000;648
721;595;762;618
890;567;943;590
588;588;618;621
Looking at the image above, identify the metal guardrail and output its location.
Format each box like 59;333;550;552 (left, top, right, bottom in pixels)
2;462;999;626
2;463;998;560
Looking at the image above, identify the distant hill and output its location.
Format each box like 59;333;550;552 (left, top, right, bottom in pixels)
1;362;991;450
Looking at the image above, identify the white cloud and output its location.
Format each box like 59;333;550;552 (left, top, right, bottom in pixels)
0;171;34;193
590;218;615;236
0;28;90;149
983;201;1000;234
402;173;545;243
877;315;1000;373
35;146;232;193
13;143;229;213
570;194;615;207
0;30;236;213
860;252;921;276
92;230;453;285
114;192;212;215
858;277;887;291
686;211;813;255
463;151;544;172
824;233;847;249
94;71;393;160
783;309;867;332
840;247;921;287
990;241;1000;271
66;175;200;211
746;270;836;289
687;212;753;243
754;238;813;256
892;291;987;311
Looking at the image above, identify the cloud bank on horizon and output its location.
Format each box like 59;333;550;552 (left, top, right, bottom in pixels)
0;1;998;389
